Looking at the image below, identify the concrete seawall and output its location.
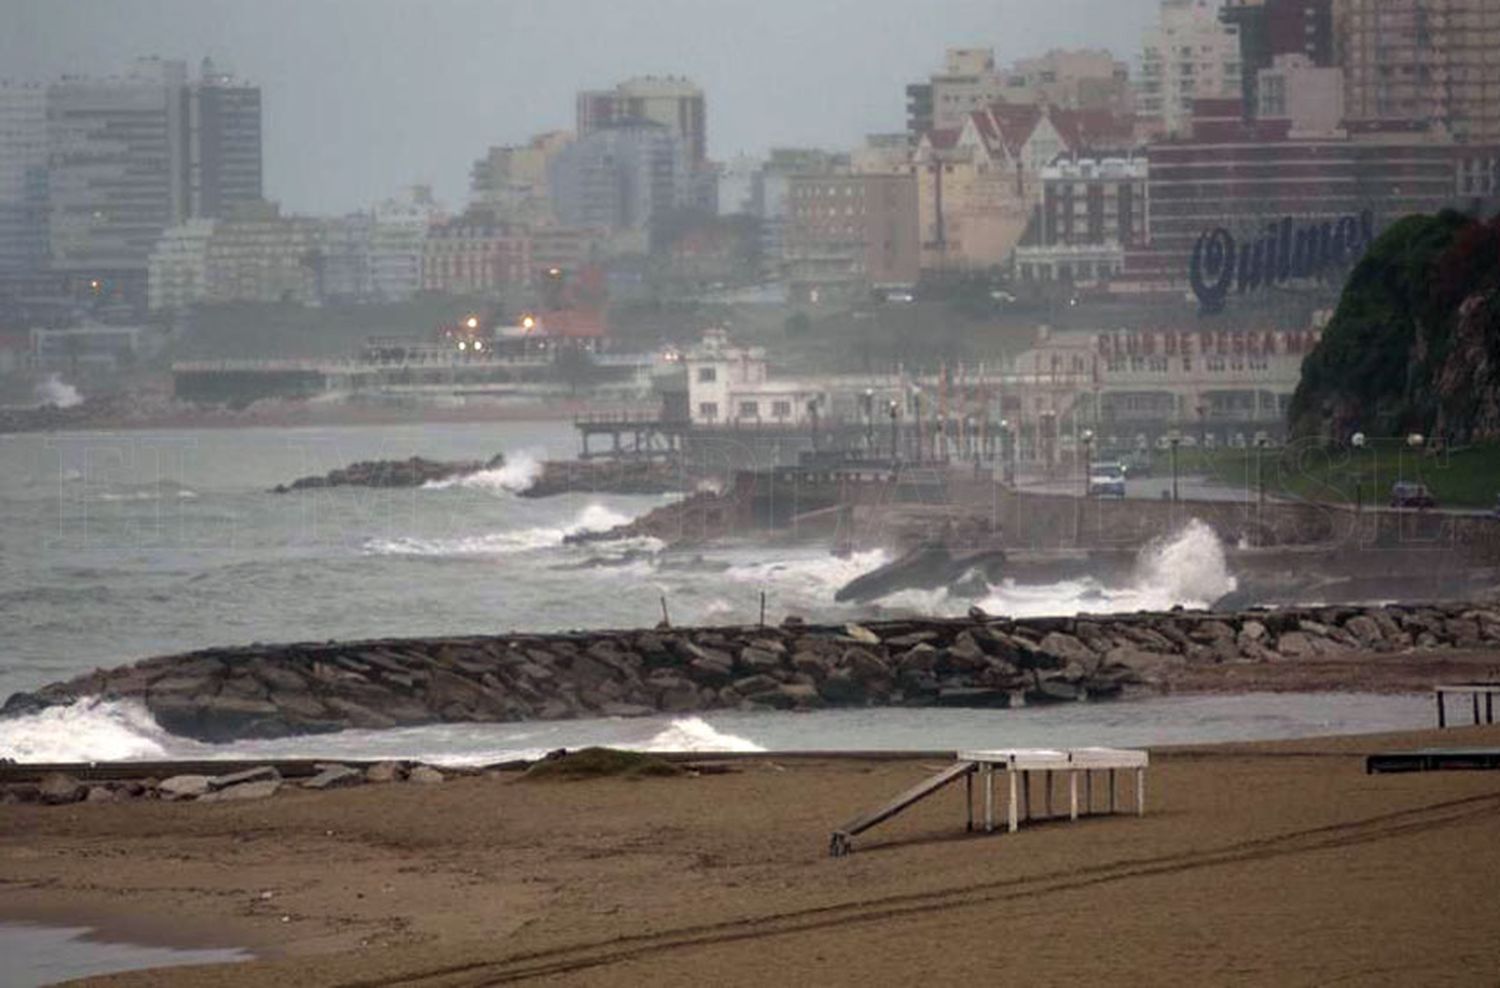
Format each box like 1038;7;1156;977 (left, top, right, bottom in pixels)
5;600;1498;743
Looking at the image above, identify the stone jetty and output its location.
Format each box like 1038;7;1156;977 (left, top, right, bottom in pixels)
5;601;1500;743
271;454;506;493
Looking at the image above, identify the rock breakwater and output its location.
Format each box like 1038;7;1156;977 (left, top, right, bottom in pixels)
5;601;1498;743
271;454;506;492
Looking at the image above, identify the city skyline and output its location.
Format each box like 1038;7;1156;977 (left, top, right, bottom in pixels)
2;0;1159;215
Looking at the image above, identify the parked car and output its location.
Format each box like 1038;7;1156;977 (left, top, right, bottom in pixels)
1390;482;1437;509
1088;462;1127;498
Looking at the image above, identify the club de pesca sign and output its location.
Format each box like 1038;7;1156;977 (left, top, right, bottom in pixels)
1190;210;1375;313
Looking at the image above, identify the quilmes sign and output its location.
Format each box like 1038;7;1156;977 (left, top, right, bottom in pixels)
1189;210;1375;313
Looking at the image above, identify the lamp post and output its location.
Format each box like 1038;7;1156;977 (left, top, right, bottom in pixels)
807;397;821;452
1351;431;1366;509
911;386;924;464
1081;428;1095;497
1196;402;1208;450
1168;430;1182;503
862;388;875;453
1254;435;1268;508
888;399;900;466
1401;431;1424;487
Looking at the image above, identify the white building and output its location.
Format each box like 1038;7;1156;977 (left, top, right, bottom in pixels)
1137;0;1243;137
369;185;445;302
146;218;216;312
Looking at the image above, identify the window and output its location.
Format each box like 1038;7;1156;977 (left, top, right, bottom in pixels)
697;366;716;383
772;400;792;418
698;401;718;420
739;400;759;418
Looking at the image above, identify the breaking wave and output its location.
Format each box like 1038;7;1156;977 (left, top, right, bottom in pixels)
0;699;172;762
423;451;542;493
362;503;633;557
35;373;83;409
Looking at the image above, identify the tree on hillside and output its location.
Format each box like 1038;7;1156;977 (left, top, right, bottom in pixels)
1287;209;1500;441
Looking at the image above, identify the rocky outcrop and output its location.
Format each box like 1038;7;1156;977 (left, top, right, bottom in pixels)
565;489;744;545
835;543;1008;603
7;601;1500;744
271;454;505;493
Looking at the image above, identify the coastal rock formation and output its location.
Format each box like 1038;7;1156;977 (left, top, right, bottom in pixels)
0;761;450;806
6;601;1500;743
271;454;506;493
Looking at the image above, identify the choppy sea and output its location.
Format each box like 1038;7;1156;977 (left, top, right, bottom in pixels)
0;422;1430;763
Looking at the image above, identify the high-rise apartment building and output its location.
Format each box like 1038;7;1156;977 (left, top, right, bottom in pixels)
1137;0;1244;136
549;120;690;235
1221;0;1335;114
905;48;1134;142
2;57;263;303
576;76;706;166
1338;0;1500;142
469;131;572;224
186;58;262;219
46;57;190;284
0;81;48;276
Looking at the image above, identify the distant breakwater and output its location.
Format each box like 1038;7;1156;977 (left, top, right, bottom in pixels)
4;601;1498;743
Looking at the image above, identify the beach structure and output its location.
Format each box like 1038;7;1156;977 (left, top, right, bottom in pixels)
829;746;1148;857
1433;682;1500;728
1366;748;1500;774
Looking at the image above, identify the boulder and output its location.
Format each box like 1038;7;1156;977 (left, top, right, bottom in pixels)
944;632;990;672
302;765;364;791
365;761;408;783
408;765;445;784
895;643;939;674
791;651;831;682
818;669;865;705
38;773;85;805
840;647;891;683
1343;615;1384;647
202;779;281;802
1275;631;1317;659
600;702;655;718
843;624;882;646
738;646;783;674
1239;620;1268;642
209;766;280;792
158;775;214;800
1037;632;1098;667
687;654;734;687
731;674;780;698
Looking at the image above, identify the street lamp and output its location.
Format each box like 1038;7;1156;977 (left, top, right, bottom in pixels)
1254;435;1269;508
910;386;924;463
862;388;875;452
1196;402;1208;449
1168;430;1182;503
1081;428;1095;497
888;399;900;466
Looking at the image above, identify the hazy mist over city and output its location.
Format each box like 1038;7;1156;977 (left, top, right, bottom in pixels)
5;2;1500;983
3;0;1158;211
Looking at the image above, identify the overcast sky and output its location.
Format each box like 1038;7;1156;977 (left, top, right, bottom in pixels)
3;0;1160;214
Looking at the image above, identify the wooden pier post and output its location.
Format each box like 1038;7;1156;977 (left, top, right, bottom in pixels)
1437;690;1446;728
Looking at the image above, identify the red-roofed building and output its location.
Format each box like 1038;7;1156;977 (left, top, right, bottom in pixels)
913;101;1138;271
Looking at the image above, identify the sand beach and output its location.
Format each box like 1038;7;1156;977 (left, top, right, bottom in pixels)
3;723;1499;986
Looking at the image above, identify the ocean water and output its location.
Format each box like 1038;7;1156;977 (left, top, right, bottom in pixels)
0;422;1428;764
0;923;249;987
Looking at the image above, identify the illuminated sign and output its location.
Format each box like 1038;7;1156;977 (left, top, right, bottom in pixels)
1190;211;1375;313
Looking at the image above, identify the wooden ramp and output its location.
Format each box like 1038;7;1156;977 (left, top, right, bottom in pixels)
829;761;977;857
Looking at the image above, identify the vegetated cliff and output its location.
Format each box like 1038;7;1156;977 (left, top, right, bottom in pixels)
1290;209;1500;443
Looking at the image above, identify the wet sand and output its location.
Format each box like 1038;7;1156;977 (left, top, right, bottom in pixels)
3;725;1500;986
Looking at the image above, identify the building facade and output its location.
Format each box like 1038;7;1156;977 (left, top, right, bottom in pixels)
369;185;444;302
204;203;324;305
469;130;571;224
1015;156;1149;284
0;81;48;278
1338;0;1500;142
1123;99;1492;293
1137;0;1244;137
146;217;215;312
421;216;531;295
185;58;263;219
1221;0;1335;114
577;76;706;166
549;120;690;237
906;47;1134;143
784;172;920;302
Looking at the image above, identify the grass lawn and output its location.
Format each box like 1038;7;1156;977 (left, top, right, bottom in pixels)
1150;441;1500;510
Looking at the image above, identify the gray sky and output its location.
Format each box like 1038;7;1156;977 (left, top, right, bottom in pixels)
3;0;1160;214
